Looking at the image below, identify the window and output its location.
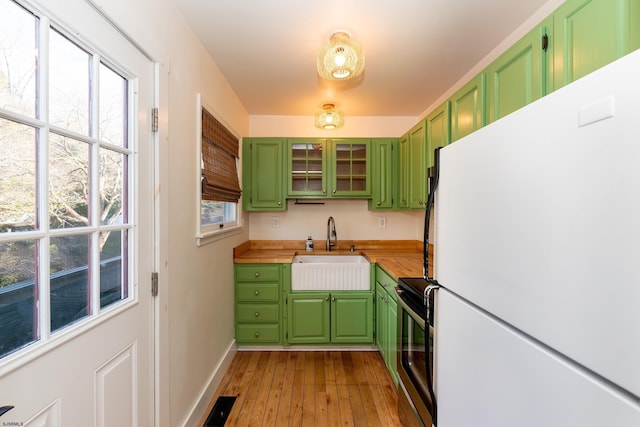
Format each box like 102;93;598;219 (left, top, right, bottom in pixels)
0;0;134;359
196;94;242;243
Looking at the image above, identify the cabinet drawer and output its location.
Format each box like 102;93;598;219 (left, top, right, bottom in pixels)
236;303;280;323
236;324;280;343
236;283;280;302
376;265;397;302
235;264;281;282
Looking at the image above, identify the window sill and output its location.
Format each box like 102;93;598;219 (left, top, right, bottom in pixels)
196;224;243;246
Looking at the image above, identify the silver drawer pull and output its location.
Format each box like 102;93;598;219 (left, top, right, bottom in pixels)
255;312;260;317
255;332;260;338
255;272;260;277
254;290;260;296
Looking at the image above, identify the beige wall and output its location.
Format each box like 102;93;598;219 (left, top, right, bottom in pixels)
248;199;423;242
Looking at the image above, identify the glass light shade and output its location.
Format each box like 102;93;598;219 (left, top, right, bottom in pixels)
317;32;365;80
314;104;344;129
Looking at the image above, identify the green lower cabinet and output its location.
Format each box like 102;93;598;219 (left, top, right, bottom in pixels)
375;266;399;384
287;293;331;344
235;263;288;345
387;298;398;384
287;291;374;344
331;292;374;343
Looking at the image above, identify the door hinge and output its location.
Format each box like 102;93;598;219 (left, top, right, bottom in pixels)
151;107;159;132
151;272;159;297
541;34;549;52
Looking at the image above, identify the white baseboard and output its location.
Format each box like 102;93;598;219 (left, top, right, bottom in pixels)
180;339;237;427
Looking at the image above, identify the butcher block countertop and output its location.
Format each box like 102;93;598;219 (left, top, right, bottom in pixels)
234;240;432;280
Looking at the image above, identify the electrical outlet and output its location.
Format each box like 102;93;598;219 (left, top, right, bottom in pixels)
272;216;280;228
378;217;386;229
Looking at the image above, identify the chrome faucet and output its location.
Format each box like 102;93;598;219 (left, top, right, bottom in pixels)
326;216;337;251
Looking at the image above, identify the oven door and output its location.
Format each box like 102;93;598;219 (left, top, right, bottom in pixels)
396;288;436;426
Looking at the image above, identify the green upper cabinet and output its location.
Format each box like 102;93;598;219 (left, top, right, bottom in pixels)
397;134;409;209
450;73;486;143
408;120;428;209
426;101;450;169
486;18;552;124
242;138;286;211
398;121;427;210
287;139;328;197
553;0;640;91
287;138;371;198
369;138;397;210
329;139;371;197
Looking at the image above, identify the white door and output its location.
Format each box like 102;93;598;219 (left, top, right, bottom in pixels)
0;0;155;425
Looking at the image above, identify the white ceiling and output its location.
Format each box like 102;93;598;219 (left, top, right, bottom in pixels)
174;0;554;118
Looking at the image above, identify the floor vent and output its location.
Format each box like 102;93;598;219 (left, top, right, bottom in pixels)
204;396;237;426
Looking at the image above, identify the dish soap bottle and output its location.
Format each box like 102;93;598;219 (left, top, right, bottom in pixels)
305;235;314;252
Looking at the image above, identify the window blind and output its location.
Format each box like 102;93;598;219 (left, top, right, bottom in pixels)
201;107;242;203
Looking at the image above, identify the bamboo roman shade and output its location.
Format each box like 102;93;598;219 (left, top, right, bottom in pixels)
201;107;242;203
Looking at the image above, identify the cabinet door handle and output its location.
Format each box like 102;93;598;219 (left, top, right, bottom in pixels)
332;189;336;194
255;312;260;317
254;290;260;296
323;189;326;193
277;201;282;205
325;297;330;302
376;202;381;206
331;296;336;302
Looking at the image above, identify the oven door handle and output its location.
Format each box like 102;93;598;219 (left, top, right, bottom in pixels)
395;288;426;329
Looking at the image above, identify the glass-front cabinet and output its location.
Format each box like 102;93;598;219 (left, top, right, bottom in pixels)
331;139;370;197
287;138;370;198
288;140;327;197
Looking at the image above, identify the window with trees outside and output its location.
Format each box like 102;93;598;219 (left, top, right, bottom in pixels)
0;0;135;360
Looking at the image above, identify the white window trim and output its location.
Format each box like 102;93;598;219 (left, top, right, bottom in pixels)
195;93;244;246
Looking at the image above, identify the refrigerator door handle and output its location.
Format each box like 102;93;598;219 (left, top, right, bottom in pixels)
424;147;442;281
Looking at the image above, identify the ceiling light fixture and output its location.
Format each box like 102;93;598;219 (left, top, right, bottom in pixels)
317;32;365;80
314;103;344;130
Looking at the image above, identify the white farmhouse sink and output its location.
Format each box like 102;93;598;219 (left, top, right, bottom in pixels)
293;255;369;264
291;255;371;291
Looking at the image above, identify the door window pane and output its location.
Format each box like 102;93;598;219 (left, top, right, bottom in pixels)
0;0;37;118
0;118;37;232
100;229;127;309
99;147;125;225
99;63;127;147
50;234;90;332
0;239;39;358
49;29;90;134
49;133;90;229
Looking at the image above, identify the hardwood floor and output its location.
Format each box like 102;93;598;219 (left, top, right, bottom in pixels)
200;350;402;426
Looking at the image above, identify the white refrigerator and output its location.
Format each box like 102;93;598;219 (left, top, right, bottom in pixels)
432;49;640;426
